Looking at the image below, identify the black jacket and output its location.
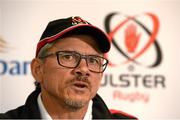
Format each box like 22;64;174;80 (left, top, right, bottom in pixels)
0;89;137;119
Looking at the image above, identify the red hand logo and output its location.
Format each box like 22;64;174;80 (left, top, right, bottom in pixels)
125;23;141;53
106;13;160;66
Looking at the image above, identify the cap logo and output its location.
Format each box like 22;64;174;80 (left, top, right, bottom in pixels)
72;16;89;26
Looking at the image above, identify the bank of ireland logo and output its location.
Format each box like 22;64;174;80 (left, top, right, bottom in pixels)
104;12;163;68
0;36;8;53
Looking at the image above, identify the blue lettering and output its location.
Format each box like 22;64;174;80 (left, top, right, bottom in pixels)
0;59;31;75
9;61;20;75
0;60;7;75
23;61;31;75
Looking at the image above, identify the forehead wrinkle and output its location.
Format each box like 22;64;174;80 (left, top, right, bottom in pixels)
49;36;104;56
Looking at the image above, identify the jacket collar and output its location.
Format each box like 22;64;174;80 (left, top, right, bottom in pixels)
24;88;113;119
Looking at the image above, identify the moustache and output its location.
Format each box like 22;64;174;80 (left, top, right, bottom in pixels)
68;76;91;89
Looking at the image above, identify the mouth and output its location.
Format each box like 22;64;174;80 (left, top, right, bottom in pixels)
74;82;88;88
72;82;89;91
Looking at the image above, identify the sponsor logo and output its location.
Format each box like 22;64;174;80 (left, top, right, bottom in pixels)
101;12;166;103
0;36;31;75
0;36;8;53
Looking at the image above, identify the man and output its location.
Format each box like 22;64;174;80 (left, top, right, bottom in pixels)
0;16;137;119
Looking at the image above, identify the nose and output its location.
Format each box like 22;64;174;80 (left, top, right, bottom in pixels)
73;58;90;76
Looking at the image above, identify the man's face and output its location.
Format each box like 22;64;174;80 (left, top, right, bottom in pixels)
34;35;104;109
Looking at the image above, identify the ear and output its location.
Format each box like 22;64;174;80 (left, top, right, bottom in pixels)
31;58;44;83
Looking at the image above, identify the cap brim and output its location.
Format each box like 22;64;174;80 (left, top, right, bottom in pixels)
36;24;110;57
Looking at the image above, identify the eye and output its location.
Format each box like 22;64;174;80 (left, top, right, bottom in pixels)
61;54;75;61
88;56;101;65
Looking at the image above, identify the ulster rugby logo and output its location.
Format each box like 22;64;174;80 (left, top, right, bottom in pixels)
104;12;163;68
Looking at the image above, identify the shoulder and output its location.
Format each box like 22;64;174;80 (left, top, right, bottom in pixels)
110;109;138;119
0;89;41;119
92;94;137;119
0;105;26;119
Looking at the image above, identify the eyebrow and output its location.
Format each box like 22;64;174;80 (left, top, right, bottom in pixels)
58;50;103;57
52;45;103;56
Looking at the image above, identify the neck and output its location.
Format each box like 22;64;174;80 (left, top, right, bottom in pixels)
41;90;89;119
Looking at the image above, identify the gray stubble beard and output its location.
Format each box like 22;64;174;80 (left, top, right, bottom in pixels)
64;98;88;110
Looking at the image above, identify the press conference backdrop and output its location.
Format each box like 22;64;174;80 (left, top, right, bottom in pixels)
0;0;180;119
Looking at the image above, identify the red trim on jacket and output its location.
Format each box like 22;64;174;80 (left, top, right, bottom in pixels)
110;109;138;120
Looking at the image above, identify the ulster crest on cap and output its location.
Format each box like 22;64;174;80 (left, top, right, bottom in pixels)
72;16;90;26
